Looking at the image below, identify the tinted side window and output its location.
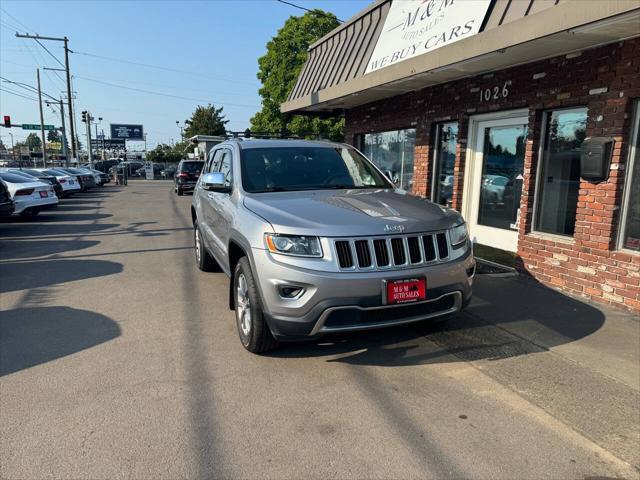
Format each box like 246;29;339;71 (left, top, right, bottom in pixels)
218;149;233;188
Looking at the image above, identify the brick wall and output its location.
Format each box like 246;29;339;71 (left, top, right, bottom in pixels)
345;39;640;311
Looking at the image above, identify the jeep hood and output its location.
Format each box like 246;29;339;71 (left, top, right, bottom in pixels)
243;189;463;237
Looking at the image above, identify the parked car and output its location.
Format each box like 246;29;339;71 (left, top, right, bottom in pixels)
161;165;177;179
76;167;108;186
174;160;204;195
51;167;96;191
39;169;82;196
0;171;58;217
191;139;474;353
5;168;64;198
93;159;120;173
0;180;15;220
481;174;509;204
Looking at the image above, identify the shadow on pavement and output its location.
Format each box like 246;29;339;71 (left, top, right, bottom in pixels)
34;212;113;223
0;222;120;237
0;306;121;376
270;275;606;366
0;259;123;294
0;239;100;259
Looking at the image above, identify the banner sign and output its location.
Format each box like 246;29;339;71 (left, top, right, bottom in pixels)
91;138;126;148
365;0;492;74
110;124;144;140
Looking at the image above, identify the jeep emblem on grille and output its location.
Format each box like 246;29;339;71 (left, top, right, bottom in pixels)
384;224;405;233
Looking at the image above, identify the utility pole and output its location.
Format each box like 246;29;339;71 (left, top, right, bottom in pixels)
45;98;69;167
83;111;94;168
16;33;77;161
36;68;47;167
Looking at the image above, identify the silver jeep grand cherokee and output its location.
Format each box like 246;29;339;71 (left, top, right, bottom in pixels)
191;139;475;353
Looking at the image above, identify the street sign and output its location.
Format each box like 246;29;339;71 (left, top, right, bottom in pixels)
91;138;126;149
110;124;144;140
22;124;55;130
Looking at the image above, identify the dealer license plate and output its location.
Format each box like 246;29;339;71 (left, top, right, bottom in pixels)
386;278;426;304
39;191;48;198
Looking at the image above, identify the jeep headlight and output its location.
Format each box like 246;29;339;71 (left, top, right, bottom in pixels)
449;223;468;247
265;234;323;257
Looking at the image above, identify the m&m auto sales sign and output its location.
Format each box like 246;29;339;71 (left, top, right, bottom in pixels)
365;0;492;74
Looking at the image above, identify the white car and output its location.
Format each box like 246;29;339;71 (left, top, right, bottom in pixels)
0;171;58;217
39;168;82;195
76;167;102;186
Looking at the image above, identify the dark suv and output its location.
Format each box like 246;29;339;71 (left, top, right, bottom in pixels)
174;160;204;195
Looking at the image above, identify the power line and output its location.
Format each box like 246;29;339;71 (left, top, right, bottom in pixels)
34;38;65;68
0;76;58;101
0;86;38;102
0;7;32;32
71;50;259;86
275;0;344;23
74;75;259;108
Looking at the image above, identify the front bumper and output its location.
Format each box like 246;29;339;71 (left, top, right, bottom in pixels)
251;247;475;340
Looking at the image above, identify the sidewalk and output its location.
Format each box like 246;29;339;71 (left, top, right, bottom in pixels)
448;273;640;469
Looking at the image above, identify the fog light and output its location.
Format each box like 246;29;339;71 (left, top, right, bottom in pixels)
279;285;304;299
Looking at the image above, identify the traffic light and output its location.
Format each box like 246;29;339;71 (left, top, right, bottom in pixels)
81;111;88;123
3;115;10;128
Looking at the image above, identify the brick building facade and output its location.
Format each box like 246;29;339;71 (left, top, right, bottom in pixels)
283;0;640;312
342;40;640;311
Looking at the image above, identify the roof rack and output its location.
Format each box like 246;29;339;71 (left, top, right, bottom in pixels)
223;129;334;142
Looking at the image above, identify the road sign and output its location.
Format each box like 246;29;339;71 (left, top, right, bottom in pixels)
110;124;144;140
22;124;55;130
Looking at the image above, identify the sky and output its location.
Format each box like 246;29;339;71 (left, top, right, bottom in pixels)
0;0;370;152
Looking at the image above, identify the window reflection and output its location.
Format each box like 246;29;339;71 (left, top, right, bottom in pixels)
361;129;416;191
622;116;640;251
535;108;587;236
478;125;527;230
432;123;458;206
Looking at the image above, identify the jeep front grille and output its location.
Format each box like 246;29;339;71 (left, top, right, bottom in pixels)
333;232;452;270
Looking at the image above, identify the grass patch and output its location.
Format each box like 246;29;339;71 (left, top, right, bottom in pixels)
473;243;517;268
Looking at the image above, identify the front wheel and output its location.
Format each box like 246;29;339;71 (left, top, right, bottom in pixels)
177;186;184;196
234;257;277;353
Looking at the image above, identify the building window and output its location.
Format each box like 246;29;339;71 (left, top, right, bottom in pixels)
535;107;587;236
361;128;416;191
431;122;458;206
620;101;640;251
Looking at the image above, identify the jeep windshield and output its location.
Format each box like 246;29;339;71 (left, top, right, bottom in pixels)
241;147;393;193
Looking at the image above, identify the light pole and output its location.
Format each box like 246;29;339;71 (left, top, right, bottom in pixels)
176;121;184;141
8;132;14;161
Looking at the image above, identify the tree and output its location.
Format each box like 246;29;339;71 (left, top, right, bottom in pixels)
250;10;344;141
47;129;61;143
183;104;229;138
146;143;184;164
25;133;41;151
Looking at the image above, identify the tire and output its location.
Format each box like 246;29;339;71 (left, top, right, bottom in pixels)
234;257;278;354
194;219;217;272
177;187;184;196
20;209;39;218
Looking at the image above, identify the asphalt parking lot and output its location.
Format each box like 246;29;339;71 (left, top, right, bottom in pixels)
1;180;639;480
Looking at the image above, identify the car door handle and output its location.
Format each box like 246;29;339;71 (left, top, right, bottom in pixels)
207;192;215;199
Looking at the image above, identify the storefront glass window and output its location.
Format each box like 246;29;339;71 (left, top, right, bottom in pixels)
535;108;587;236
361;129;416;191
621;105;640;251
432;123;458;206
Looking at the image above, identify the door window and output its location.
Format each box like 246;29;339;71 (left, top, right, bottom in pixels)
218;149;233;188
535;108;587;236
361;128;416;191
432;122;458;206
477;124;527;230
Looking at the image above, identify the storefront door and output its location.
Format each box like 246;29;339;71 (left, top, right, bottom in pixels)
464;112;528;252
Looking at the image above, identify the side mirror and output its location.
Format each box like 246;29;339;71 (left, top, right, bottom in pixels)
201;172;230;193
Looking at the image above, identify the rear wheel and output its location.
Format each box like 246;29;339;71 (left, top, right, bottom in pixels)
194;219;217;271
234;257;278;353
20;209;39;218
